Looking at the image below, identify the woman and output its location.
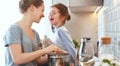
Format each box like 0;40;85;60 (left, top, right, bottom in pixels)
3;0;59;66
48;3;76;63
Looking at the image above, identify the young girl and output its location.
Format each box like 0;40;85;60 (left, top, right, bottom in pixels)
48;3;76;63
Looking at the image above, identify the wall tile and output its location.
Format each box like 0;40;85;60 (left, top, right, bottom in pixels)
98;0;120;57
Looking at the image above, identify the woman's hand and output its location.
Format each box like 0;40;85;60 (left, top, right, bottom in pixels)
44;44;60;54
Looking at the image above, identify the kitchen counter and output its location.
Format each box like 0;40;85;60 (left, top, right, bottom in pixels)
75;56;96;66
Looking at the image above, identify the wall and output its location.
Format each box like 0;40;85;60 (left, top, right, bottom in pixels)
65;12;98;53
98;0;120;58
98;0;120;39
0;0;22;65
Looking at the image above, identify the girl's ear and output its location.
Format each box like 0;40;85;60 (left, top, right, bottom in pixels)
60;16;66;22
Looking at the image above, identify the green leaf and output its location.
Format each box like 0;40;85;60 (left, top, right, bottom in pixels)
102;59;116;66
73;39;80;48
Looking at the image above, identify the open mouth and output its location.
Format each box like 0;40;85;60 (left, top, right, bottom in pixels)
50;18;54;21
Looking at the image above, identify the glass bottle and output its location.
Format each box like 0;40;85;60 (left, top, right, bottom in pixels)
98;37;114;61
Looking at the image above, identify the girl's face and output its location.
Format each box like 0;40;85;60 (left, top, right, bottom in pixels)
49;7;64;26
33;3;44;23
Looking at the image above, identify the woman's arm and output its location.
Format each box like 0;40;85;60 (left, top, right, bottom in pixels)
35;55;48;65
9;44;57;65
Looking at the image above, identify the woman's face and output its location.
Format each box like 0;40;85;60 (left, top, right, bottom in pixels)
33;3;44;23
49;7;63;26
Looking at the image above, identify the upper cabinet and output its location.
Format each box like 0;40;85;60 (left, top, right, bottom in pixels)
69;0;103;12
52;0;103;13
52;0;69;6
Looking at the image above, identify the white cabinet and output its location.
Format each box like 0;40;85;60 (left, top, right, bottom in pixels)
52;0;69;6
69;0;103;12
69;0;103;6
52;0;103;12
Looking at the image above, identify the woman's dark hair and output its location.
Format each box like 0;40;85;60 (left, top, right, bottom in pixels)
19;0;44;13
52;3;71;22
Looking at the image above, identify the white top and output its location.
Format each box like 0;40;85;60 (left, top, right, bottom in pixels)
49;26;76;63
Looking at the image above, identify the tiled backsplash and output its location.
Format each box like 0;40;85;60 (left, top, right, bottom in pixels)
98;0;120;58
98;0;120;42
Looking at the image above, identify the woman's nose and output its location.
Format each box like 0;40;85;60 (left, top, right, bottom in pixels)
42;13;44;17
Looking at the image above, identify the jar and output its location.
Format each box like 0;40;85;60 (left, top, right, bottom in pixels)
98;37;114;61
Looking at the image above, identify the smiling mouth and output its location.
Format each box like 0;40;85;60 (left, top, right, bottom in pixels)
50;18;54;21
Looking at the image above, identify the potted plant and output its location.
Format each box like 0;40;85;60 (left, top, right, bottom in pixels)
73;39;80;58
